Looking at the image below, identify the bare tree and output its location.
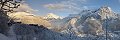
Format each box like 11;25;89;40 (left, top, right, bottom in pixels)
0;0;22;12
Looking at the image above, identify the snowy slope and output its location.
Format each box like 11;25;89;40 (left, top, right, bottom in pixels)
8;12;52;27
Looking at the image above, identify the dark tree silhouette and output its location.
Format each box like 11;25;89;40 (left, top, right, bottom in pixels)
0;0;22;35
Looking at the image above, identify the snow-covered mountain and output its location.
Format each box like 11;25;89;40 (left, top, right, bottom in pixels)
1;6;120;40
43;13;62;20
50;6;120;39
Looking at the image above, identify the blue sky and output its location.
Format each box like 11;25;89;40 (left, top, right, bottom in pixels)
25;0;120;17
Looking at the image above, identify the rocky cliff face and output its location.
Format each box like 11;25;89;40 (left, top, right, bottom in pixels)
98;6;117;20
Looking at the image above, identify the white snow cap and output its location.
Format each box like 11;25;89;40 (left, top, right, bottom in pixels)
44;13;62;19
100;6;112;13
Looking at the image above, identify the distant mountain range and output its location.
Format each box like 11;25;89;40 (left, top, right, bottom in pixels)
6;6;120;40
49;6;120;38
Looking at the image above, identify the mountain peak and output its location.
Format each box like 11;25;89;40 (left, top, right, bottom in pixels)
99;6;112;13
44;13;62;19
96;6;118;20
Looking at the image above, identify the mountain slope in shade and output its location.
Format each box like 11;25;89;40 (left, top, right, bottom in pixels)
8;12;51;27
43;13;62;20
0;33;10;40
1;22;119;40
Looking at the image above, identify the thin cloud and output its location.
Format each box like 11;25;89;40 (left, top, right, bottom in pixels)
15;3;38;13
68;0;87;4
44;4;68;10
44;0;88;13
